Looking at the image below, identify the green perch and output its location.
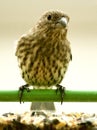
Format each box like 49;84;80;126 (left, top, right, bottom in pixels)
0;89;97;102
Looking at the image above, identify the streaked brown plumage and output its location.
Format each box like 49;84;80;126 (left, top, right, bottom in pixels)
15;11;72;103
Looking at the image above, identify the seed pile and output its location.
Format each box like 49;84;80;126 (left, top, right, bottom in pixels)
0;111;97;130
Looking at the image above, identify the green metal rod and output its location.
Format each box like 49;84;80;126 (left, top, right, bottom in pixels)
0;89;97;102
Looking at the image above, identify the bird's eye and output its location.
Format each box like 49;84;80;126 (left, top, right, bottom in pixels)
47;15;52;20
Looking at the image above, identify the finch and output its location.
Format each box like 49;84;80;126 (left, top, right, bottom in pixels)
15;10;72;103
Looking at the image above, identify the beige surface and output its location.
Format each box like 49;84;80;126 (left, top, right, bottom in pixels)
0;0;97;113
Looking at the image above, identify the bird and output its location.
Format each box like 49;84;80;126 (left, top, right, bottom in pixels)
15;10;72;104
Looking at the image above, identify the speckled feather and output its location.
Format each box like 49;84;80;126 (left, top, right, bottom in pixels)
15;11;72;89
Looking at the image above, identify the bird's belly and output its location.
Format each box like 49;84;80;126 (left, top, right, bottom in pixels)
20;58;68;88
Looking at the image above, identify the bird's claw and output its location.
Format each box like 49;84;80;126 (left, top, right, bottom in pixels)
19;84;30;103
56;84;65;104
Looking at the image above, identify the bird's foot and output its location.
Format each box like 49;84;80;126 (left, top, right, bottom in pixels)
19;84;30;103
56;84;65;104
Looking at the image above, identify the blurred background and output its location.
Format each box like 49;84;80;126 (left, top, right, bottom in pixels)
0;0;97;114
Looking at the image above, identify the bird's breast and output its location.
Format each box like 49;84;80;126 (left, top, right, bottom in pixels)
19;43;70;88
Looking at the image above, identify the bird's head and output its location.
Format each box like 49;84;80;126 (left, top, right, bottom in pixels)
36;11;69;35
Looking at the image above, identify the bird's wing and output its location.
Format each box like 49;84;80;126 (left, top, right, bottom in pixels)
70;53;72;61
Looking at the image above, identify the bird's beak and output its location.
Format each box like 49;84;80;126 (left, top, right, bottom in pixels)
58;17;68;27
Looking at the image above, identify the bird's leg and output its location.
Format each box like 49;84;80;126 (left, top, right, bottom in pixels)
19;84;30;103
56;84;65;104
